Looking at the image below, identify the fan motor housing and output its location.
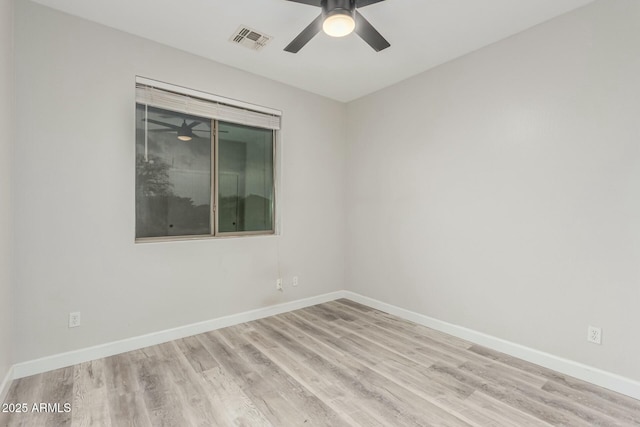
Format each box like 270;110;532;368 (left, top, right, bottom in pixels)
322;0;356;17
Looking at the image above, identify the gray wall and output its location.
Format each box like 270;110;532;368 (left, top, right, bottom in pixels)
13;1;347;362
0;0;14;388
346;0;640;381
10;0;640;387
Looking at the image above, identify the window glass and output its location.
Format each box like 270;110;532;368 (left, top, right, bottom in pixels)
135;105;212;238
218;122;274;233
134;82;278;241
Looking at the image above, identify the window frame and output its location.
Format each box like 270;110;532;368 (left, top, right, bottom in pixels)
134;77;280;243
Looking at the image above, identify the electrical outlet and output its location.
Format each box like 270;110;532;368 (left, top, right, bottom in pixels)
69;312;81;328
276;278;283;291
587;326;602;345
292;276;299;287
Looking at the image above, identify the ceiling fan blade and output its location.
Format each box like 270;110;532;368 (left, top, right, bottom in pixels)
354;11;390;52
284;14;323;53
285;0;322;6
187;121;201;129
149;129;175;132
356;0;385;7
143;118;181;130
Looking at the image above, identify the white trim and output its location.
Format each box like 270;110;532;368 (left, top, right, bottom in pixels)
8;290;640;401
342;291;640;401
0;365;14;404
135;76;282;117
12;291;347;379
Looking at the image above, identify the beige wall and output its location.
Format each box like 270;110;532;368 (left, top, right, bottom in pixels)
13;1;347;362
0;0;14;389
346;0;640;381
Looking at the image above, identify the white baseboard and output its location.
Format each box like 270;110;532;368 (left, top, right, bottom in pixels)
0;365;14;405
12;291;347;379
8;289;640;402
343;291;640;401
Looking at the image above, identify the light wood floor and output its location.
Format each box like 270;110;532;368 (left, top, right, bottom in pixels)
2;299;640;426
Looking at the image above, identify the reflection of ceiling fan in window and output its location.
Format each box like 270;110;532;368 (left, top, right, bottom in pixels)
144;118;210;141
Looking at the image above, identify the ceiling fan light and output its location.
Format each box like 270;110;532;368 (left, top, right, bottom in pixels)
177;119;193;141
323;12;355;38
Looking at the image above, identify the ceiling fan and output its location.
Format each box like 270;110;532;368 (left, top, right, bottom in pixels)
284;0;390;53
144;118;209;141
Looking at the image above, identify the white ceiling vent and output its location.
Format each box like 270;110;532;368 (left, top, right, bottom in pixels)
229;26;272;51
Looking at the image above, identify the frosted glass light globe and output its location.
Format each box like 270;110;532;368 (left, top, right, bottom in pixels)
323;13;355;37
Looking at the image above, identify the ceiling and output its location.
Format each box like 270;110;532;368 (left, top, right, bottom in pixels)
31;0;595;102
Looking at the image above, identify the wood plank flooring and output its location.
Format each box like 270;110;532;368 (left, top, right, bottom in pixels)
2;299;640;426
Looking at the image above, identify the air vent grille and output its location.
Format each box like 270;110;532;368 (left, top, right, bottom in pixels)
230;26;272;51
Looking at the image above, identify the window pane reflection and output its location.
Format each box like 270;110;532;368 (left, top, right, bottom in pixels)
218;122;274;233
135;105;212;238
